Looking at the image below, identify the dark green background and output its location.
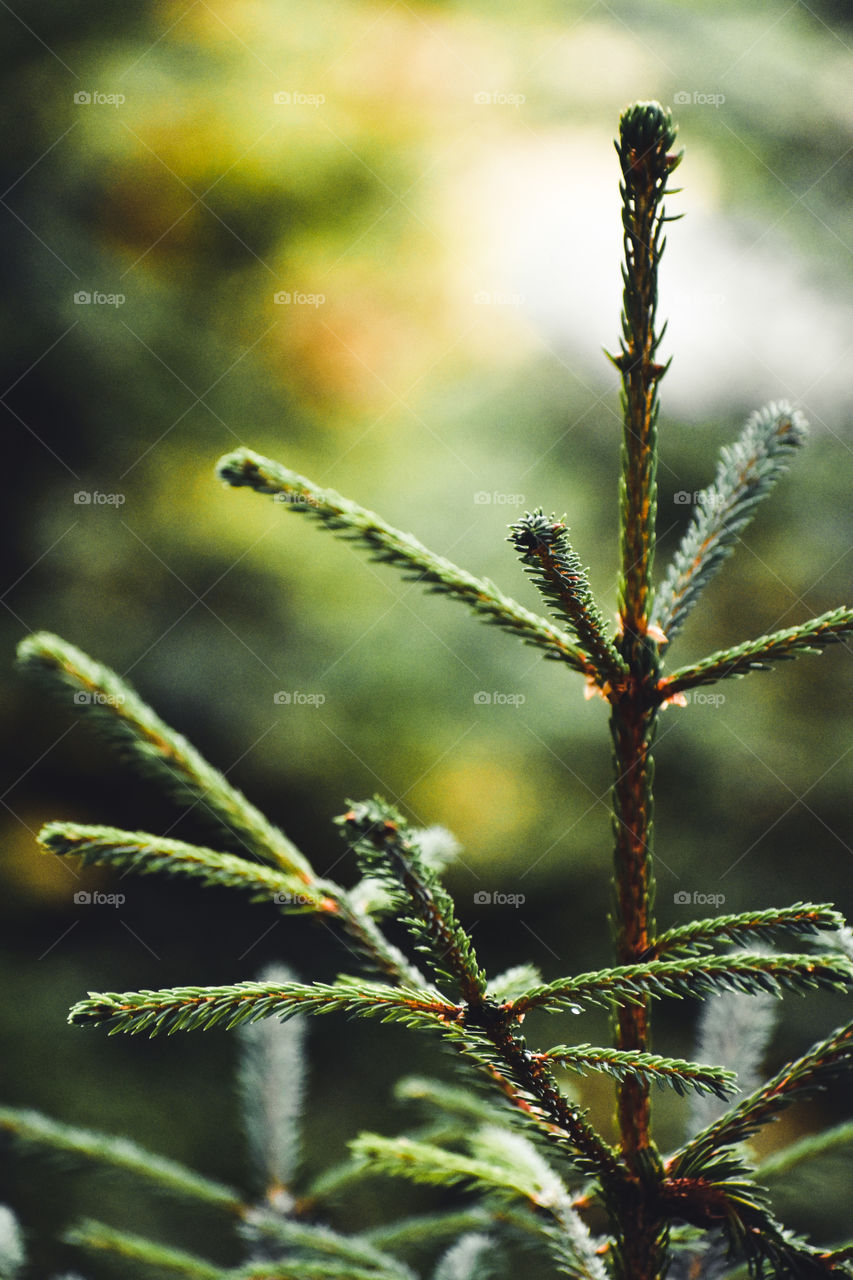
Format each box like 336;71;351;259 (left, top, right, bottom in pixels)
2;1;852;1273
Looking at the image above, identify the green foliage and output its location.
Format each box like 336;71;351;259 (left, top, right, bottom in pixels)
509;952;853;1014
654;404;808;645
16;633;311;880
215;451;588;672
671;1022;853;1176
652;905;844;959
240;1214;416;1280
658;608;853;699
8;100;853;1280
67;979;458;1037
757;1120;853;1181
507;511;626;689
38;823;326;912
536;1046;736;1099
336;798;487;1001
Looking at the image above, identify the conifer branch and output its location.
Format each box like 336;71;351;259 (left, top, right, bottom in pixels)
349;1131;564;1222
38;822;336;912
467;1053;620;1182
15;99;853;1280
659;1157;847;1280
64;1219;226;1278
20;640;422;986
650;903;843;959
536;1045;736;1099
0;1106;242;1209
354;1129;607;1280
510;952;853;1016
655;402;808;645
469;1127;608;1280
40;827;422;989
670;1020;853;1179
507;511;628;690
216;450;592;673
338;799;487;1002
16;632;312;880
657;607;853;699
611;100;680;650
68;978;459;1037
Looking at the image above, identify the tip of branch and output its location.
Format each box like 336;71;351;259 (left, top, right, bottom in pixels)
216;449;264;488
617;101;680;185
15;631;64;669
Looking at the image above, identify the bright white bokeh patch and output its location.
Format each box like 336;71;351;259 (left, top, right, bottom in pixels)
453;131;853;429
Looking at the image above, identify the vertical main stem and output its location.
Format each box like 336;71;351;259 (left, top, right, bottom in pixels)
608;101;680;1280
611;699;656;1149
609;676;663;1280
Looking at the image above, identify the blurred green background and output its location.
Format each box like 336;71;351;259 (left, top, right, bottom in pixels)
2;0;853;1273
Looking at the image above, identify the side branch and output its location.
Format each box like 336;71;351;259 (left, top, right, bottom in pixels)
654;402;807;645
656;607;853;700
68;980;460;1036
669;1020;853;1177
217;450;592;673
338;799;487;1002
508;510;628;690
649;902;843;959
17;632;312;880
510;952;853;1015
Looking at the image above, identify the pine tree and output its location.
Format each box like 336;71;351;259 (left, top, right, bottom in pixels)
6;101;853;1280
